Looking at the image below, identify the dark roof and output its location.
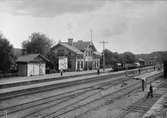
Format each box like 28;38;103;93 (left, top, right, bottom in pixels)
73;40;97;51
73;41;90;51
52;42;83;55
52;40;101;56
16;54;50;63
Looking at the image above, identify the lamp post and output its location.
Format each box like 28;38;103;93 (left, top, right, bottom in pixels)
103;50;105;72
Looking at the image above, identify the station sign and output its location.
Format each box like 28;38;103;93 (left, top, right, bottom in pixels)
59;56;68;70
85;56;92;61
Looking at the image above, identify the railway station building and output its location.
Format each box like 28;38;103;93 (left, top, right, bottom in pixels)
52;39;101;71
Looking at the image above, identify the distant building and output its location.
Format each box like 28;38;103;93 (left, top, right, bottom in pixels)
52;39;101;71
138;58;145;66
16;54;49;76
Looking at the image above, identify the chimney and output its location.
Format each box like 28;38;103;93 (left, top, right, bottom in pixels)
68;38;73;46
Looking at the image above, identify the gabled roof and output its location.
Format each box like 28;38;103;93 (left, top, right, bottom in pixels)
52;40;101;57
73;40;97;52
93;51;101;56
16;54;50;63
52;42;83;55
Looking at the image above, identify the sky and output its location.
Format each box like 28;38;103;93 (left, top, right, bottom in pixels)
0;0;167;54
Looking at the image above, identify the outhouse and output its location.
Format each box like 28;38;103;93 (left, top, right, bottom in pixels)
16;54;49;76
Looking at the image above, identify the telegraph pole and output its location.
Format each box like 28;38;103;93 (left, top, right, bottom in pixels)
90;29;93;42
90;29;93;70
100;40;108;72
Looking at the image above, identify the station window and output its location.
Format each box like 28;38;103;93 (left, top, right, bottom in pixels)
81;61;83;68
58;49;64;56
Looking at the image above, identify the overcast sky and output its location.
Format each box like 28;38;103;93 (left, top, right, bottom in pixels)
0;0;167;54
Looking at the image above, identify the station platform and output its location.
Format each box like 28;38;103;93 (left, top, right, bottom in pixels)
0;69;161;96
0;68;112;85
0;69;123;95
0;66;154;86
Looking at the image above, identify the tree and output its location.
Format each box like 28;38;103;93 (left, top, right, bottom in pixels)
121;52;136;64
101;49;122;67
47;50;58;70
0;34;15;73
22;32;52;56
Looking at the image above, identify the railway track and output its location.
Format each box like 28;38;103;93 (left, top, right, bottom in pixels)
0;67;158;118
0;72;126;101
41;72;161;118
0;66;154;101
42;81;140;118
22;73;161;118
112;81;162;118
0;75;127;117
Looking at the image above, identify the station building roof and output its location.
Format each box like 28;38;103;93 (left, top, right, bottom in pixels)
52;42;83;55
16;54;50;63
52;39;101;57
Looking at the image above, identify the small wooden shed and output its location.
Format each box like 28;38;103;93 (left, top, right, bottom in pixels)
16;54;49;76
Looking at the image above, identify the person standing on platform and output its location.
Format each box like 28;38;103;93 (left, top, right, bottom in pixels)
142;79;145;91
138;68;141;74
97;68;100;75
149;83;153;98
147;83;153;98
60;68;63;76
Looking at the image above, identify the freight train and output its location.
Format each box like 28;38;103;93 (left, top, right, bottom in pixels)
112;63;141;71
